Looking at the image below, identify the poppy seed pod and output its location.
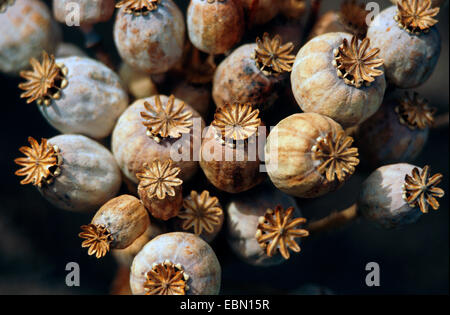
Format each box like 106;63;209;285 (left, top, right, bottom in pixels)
53;0;115;26
114;0;185;74
359;163;445;229
130;232;221;295
14;135;122;212
291;32;386;128
18;54;128;139
367;2;441;88
187;0;245;55
0;0;61;76
240;0;280;25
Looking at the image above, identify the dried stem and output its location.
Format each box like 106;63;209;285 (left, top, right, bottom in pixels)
306;203;359;235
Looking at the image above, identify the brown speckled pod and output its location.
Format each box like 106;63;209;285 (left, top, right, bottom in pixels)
357;92;430;168
367;6;441;88
291;32;386;128
53;0;115;26
187;0;245;55
130;232;221;295
213;44;285;110
112;95;204;185
265;113;360;198
240;0;280;25
39;134;122;212
0;0;61;75
114;0;185;74
226;183;306;266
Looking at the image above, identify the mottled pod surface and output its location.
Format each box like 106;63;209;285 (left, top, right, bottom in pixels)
112;95;204;184
130;232;221;295
213;44;284;110
53;0;115;25
226;183;302;266
291;32;386;128
114;0;185;74
0;0;61;75
358;163;423;229
187;0;245;55
40;134;122;212
367;6;441;88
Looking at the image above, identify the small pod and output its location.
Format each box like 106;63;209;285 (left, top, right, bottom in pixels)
240;0;280;25
357;91;433;168
199;103;266;193
367;2;441;88
118;62;158;100
114;0;185;74
265;113;360;198
187;0;245;55
291;32;386;128
19;54;128;139
53;0;115;26
213;33;295;110
0;0;61;76
112;94;204;185
14;135;122;212
79;195;150;258
359;163;445;229
130;232;221;295
226;184;309;266
279;0;307;20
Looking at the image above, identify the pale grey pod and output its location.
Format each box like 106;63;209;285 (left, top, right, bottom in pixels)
367;6;441;88
53;0;115;25
130;232;221;295
0;0;61;76
39;57;128;139
39;134;122;212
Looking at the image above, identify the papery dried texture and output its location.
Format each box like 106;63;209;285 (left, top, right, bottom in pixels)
402;165;444;213
130;232;221;295
213;44;286;110
136;159;183;220
114;0;185;74
199;104;266;193
172;80;211;119
254;33;295;75
36;134;122;212
53;0;115;25
14;137;62;188
395;92;435;130
187;0;245;55
28;56;128;139
240;0;280;25
227;183;305;266
0;0;61;76
394;0;439;34
112;95;204;185
367;5;441;88
176;190;224;242
265;113;359;198
116;0;160;15
144;261;189;295
81;195;150;258
357;92;431;168
280;0;307;19
118;62;158;100
359;163;443;229
291;32;386;128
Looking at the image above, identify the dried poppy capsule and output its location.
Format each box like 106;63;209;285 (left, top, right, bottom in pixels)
130;232;221;295
79;195;150;258
174;190;224;242
359;163;445;229
0;0;61;76
53;0;115;26
265;113;360;198
280;0;307;20
367;1;441;88
118;62;158;100
309;0;369;39
18;53;128;139
112;222;165;267
114;0;185;74
172;80;211;119
199;103;266;193
226;184;309;266
357;91;434;168
112;94;204;186
14;135;121;212
291;33;386;128
187;0;245;55
240;0;280;25
213;33;295;110
136;159;183;220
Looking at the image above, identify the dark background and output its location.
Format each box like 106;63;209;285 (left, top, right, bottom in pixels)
0;0;448;294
